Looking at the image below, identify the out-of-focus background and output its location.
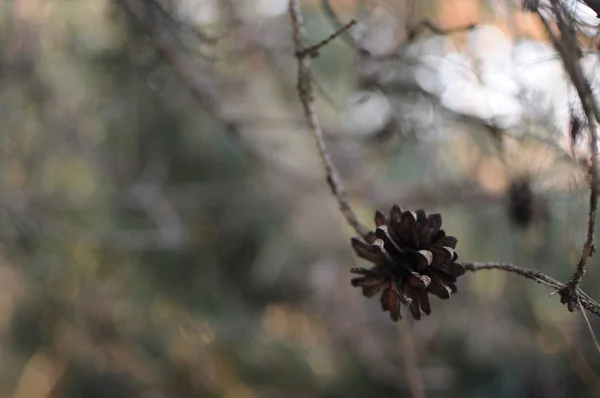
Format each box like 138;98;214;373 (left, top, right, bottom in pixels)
2;0;600;397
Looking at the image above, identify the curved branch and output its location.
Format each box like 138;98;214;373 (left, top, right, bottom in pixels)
538;2;600;293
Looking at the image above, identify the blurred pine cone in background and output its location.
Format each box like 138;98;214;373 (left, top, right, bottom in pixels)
506;176;549;229
351;206;465;321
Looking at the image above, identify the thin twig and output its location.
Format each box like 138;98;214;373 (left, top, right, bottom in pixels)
538;2;600;295
577;297;600;355
462;262;563;288
288;0;371;240
320;0;362;50
462;262;600;318
296;19;357;58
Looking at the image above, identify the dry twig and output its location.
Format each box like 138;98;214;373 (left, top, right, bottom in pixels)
462;262;600;318
288;0;371;240
295;19;357;58
537;1;600;307
320;0;362;49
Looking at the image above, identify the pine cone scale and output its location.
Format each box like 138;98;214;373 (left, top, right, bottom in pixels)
398;212;420;249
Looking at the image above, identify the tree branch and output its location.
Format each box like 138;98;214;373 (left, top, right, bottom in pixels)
463;262;600;318
288;0;371;240
537;2;600;303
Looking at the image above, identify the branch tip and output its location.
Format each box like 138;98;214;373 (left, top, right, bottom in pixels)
295;19;357;59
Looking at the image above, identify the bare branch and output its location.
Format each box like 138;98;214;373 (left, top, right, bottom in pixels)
462;262;563;287
462;262;600;318
537;2;600;298
320;0;362;50
296;19;357;58
288;0;371;240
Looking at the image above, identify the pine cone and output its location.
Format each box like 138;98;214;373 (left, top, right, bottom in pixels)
507;177;535;228
350;206;465;321
506;176;549;229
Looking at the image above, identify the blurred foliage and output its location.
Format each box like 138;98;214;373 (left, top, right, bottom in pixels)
0;0;600;397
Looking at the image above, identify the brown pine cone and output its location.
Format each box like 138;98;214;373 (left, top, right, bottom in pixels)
351;206;464;321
